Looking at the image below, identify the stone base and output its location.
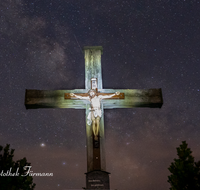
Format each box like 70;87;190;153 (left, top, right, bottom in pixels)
85;170;110;189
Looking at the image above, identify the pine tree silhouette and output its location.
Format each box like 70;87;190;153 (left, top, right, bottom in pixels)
0;144;36;190
168;141;200;190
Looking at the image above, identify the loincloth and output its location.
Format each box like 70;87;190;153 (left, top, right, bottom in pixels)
87;108;102;125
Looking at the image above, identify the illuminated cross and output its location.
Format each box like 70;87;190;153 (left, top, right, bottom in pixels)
25;46;163;189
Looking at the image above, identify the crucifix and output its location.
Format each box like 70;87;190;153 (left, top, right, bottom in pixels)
69;88;121;141
25;46;163;189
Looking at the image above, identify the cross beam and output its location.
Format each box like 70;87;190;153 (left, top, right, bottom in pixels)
25;88;162;109
25;46;163;189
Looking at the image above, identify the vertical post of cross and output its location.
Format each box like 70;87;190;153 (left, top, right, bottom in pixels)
84;47;110;189
84;46;106;172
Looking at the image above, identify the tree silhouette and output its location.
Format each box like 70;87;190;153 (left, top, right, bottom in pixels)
168;141;200;190
0;144;36;190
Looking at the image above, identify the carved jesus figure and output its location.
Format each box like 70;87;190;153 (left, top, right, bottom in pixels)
70;90;120;140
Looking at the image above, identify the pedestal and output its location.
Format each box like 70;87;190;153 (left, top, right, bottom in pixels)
85;170;110;189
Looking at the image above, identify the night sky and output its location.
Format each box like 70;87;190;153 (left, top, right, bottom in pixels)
0;0;200;189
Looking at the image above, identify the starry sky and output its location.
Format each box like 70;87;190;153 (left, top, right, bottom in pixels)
0;0;200;189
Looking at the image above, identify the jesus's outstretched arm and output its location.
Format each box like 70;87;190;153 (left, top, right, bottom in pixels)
99;92;120;99
70;93;90;100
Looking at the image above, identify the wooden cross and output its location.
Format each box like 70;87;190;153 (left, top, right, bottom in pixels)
25;46;163;189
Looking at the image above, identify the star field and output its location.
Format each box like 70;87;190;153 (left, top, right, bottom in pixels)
0;0;200;189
